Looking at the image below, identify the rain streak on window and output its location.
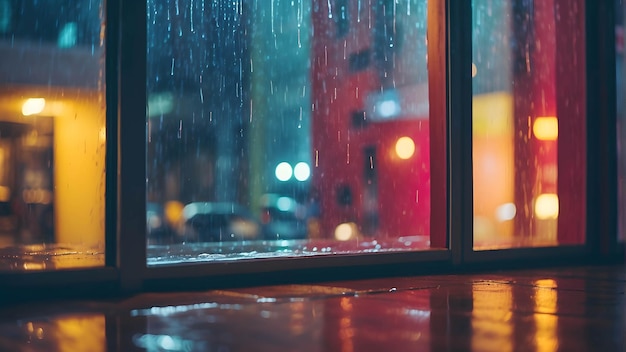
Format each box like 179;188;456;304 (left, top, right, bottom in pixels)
145;0;437;265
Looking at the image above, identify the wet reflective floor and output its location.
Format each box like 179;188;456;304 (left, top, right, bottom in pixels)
0;265;624;351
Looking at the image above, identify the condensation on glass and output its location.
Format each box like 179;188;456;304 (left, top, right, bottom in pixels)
617;0;625;242
472;0;586;249
146;0;440;265
0;0;105;270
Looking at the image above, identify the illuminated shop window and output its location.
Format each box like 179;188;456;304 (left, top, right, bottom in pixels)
0;0;105;271
146;0;443;265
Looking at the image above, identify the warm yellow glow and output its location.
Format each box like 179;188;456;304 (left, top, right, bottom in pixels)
472;93;515;244
0;186;9;201
23;262;47;270
472;63;478;78
533;117;558;141
335;222;357;241
54;315;106;352
54;92;106;247
533;279;558;352
339;297;355;352
99;126;106;143
472;92;514;136
164;201;185;225
22;98;46;116
535;194;559;220
471;282;513;351
395;136;416;160
534;279;558;290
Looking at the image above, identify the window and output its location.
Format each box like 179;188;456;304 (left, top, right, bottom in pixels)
0;0;105;271
0;0;618;293
146;0;447;266
472;0;586;250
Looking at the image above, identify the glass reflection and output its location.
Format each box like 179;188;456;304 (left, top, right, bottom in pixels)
338;297;355;352
469;278;567;352
146;0;438;264
471;281;513;352
0;0;105;271
533;279;558;352
0;314;106;351
131;299;326;351
128;290;434;351
472;0;586;249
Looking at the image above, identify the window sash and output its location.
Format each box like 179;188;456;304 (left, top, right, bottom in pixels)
0;0;619;297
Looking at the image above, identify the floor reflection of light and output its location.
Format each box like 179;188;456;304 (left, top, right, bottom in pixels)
50;315;106;352
533;279;558;352
289;301;306;336
131;302;243;317
402;309;431;319
23;262;47;270
472;282;513;352
260;310;272;318
157;335;176;350
36;327;44;339
133;334;193;351
339;297;354;352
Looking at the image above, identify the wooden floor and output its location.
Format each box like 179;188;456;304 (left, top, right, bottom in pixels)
0;265;624;351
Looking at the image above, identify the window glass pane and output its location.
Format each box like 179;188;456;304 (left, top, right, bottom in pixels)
0;0;105;270
146;0;443;265
618;0;625;242
472;0;586;249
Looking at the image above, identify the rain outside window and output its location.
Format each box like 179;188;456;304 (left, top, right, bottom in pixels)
472;0;586;249
0;0;105;271
146;0;441;265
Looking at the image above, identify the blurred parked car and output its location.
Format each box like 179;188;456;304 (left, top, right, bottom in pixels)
259;194;308;240
147;202;179;245
182;202;261;242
